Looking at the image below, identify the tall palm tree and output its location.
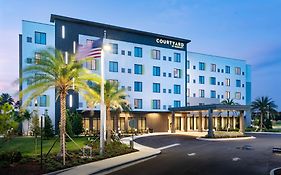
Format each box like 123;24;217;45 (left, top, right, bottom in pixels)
251;96;278;131
19;48;100;165
91;80;129;144
221;99;238;130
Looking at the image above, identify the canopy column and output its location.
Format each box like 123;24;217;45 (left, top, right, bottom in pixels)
208;109;214;138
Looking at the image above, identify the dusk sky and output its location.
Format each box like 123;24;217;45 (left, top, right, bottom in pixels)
0;0;281;109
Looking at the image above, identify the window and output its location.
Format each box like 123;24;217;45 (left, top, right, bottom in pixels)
109;61;118;72
26;78;33;85
236;80;241;87
242;72;245;75
221;82;224;86
217;82;220;85
226;78;230;86
121;68;125;73
62;25;65;39
199;76;205;84
235;67;241;75
193;65;196;70
168;57;172;61
69;94;73;107
199;62;205;70
193;93;196;97
163;56;167;61
199;89;205;98
187;74;190;83
152;49;160;60
217;69;220;73
86;59;97;70
121;50;125;55
134;47;142;57
26;58;33;64
210;77;216;85
210;90;216;98
134;81;142;92
225;66;231;74
174;100;181;107
163;105;167;110
134;64;143;74
211;64;216;72
174;84;181;94
193;79;196;83
221;95;224;98
187;60;190;69
187;88;190;97
235;92;241;100
225;91;231;99
35;31;46;45
134;99;142;109
35;52;41;64
163;89;166;93
153;66;160;76
27;37;32;43
128;51;132;56
152;100;160;109
128;86;132;91
174;68;182;78
174;53;181;62
221;69;224;73
168;73;172;77
168;89;172;93
109;43;118;54
163;72;166;77
39;95;47;107
73;41;76;54
153;83;160;93
128;69;131;73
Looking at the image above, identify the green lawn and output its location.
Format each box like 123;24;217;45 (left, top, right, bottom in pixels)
0;136;89;156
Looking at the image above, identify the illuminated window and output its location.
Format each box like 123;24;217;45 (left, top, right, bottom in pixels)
62;25;65;39
134;99;142;109
226;78;231;86
211;64;216;72
152;49;160;60
235;67;241;75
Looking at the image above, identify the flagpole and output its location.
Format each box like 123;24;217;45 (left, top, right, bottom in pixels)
100;30;107;155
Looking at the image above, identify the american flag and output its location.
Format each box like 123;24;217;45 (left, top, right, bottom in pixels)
76;39;103;60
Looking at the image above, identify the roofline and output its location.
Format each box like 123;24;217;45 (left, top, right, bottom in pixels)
50;14;191;44
169;104;251;112
188;51;246;62
22;20;54;27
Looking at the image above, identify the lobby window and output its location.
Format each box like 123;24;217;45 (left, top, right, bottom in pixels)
235;67;241;75
39;95;47;107
128;69;132;73
235;92;241;100
152;49;160;60
134;47;142;57
187;74;190;83
153;83;160;93
174;84;181;94
134;81;142;92
199;89;205;98
225;91;231;99
35;52;41;64
62;25;65;39
110;43;118;54
211;64;216;72
128;51;132;56
174;68;182;78
174;100;181;107
210;90;216;98
199;62;205;70
199;76;205;84
187;60;190;69
236;79;241;87
121;50;125;55
153;66;160;76
35;31;46;45
226;78;231;86
163;56;167;61
134;99;143;109
109;61;118;72
210;77;216;85
225;66;231;74
174;53;181;62
26;37;32;43
152;99;160;109
134;64;143;75
86;59;97;70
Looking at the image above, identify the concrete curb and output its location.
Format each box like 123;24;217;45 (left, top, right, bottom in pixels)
270;167;281;175
196;136;256;141
246;131;281;135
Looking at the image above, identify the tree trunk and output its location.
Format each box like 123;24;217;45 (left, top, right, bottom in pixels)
60;92;66;165
260;113;263;131
106;107;111;144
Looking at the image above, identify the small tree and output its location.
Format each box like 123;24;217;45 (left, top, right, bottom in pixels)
71;112;83;136
66;114;74;138
0;101;18;139
31;111;40;154
43;115;54;139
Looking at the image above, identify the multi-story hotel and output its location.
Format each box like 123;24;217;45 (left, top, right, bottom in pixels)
19;14;251;134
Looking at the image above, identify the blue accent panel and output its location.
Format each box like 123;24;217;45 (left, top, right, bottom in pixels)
246;82;251;105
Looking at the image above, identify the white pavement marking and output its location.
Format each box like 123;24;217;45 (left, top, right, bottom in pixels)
187;153;196;156
232;157;241;161
158;143;180;150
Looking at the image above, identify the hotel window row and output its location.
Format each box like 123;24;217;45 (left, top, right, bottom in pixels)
134;81;181;94
187;88;243;100
133;99;181;109
186;75;244;87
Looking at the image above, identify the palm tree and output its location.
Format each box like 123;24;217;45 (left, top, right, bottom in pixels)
92;80;129;144
0;93;14;105
251;96;278;131
221;99;238;130
19;48;100;165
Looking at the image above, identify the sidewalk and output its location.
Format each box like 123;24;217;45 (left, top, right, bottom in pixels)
48;134;161;175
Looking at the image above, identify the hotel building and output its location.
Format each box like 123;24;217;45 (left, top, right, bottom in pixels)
19;14;251;134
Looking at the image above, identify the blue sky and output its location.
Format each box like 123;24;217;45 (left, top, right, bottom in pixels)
0;0;281;109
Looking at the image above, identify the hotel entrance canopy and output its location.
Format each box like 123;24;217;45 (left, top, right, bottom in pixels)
168;104;251;138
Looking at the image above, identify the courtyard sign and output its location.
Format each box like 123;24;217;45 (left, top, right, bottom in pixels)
156;38;185;49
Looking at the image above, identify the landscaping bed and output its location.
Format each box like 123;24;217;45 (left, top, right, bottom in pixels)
203;131;247;138
0;137;136;175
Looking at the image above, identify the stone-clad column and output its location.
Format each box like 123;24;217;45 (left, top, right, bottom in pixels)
239;110;245;134
171;112;175;133
198;112;203;132
187;116;190;131
193;115;197;130
208;109;214;138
